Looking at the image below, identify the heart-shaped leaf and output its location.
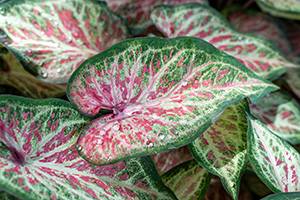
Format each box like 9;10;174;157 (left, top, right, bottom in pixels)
0;95;176;200
250;90;300;145
262;192;300;200
246;110;300;193
150;3;299;81
151;145;193;175
67;37;278;165
106;0;208;35
226;9;298;63
161;159;211;200
256;0;300;20
0;0;128;83
0;50;66;99
189;99;249;200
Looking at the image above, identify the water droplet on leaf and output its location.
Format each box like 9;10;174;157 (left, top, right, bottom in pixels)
65;37;72;43
112;124;120;131
26;49;32;53
26;14;32;18
5;20;11;25
42;71;48;78
53;21;59;26
78;146;82;151
181;80;188;86
238;36;242;40
0;7;5;14
159;134;165;139
40;31;45;35
99;130;106;135
146;141;153;148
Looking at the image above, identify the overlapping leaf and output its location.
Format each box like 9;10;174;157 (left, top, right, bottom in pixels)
250;90;300;144
161;160;211;200
226;9;298;63
246;110;300;193
0;96;176;200
67;37;278;165
150;3;299;81
189;99;249;200
0;50;66;99
0;0;128;83
105;0;208;35
151;145;193;175
262;192;300;200
256;0;300;20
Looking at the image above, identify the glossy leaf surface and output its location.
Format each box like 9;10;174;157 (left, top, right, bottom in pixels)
262;192;300;200
151;145;193;175
67;37;278;165
226;9;298;63
106;0;208;35
256;0;300;20
246;110;300;193
250;90;300;144
0;0;128;83
161;160;211;200
0;96;176;200
189;99;249;200
0;51;66;99
150;3;299;81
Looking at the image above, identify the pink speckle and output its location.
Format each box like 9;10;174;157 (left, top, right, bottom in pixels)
51;194;56;200
67;111;70;116
0;107;5;112
24;187;30;192
51;113;55;118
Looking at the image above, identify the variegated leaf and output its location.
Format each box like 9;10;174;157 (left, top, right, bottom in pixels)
242;167;272;197
0;95;176;200
151;145;193;175
0;50;66;99
0;0;128;83
150;3;299;81
262;192;300;200
203;177;251;200
226;9;298;63
246;110;300;193
256;0;300;20
161;159;211;200
105;0;208;35
189;99;249;200
250;90;300;144
67;37;278;165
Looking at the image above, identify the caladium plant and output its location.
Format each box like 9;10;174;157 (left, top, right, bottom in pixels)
255;0;300;20
0;95;176;200
67;37;277;166
105;0;208;35
2;0;300;199
0;50;66;99
0;0;128;83
150;3;299;81
250;90;300;145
